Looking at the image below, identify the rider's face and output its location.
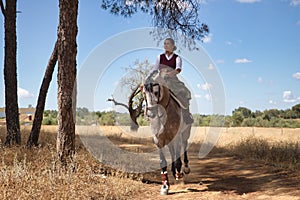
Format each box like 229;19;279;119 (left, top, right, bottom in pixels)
164;40;174;52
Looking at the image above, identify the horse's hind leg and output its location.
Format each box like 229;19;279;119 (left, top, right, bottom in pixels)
172;136;184;180
182;126;191;174
175;157;183;180
168;144;177;178
182;139;190;174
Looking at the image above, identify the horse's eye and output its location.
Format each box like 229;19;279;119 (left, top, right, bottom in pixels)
154;91;159;96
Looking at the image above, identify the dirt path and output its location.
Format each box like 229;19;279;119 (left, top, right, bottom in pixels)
80;130;300;200
120;145;300;200
137;152;300;200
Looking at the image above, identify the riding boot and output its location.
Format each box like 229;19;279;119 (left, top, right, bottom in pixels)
182;108;194;124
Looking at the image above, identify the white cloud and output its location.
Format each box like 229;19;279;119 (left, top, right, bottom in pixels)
225;41;232;45
197;83;213;90
297;20;300;25
283;91;292;100
215;59;225;64
18;87;34;98
114;81;119;86
100;107;114;112
234;58;252;64
257;77;263;83
283;91;300;103
257;76;273;85
208;63;214;70
290;0;300;6
292;72;300;80
197;0;207;4
236;0;261;3
194;94;202;98
204;94;212;101
269;100;277;105
202;34;212;43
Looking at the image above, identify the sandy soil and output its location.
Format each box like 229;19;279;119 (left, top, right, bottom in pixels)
75;126;300;199
137;152;300;200
112;141;300;200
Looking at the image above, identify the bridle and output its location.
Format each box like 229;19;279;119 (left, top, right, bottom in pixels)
143;82;170;119
143;82;160;118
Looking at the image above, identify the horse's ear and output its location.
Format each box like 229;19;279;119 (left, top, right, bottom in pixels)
144;82;153;92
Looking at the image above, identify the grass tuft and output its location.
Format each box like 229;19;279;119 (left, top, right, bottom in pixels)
0;127;147;199
229;137;300;172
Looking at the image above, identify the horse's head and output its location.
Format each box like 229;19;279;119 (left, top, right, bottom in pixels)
143;79;172;119
142;81;162;118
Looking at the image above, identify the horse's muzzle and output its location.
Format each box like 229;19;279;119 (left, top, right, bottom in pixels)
146;106;158;118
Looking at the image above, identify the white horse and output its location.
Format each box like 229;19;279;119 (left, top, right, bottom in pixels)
142;74;191;195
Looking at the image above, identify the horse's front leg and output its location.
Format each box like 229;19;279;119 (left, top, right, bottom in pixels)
169;140;184;181
159;149;169;195
174;137;183;180
182;138;190;175
168;143;177;179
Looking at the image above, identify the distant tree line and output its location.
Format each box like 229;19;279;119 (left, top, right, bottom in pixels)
42;110;58;125
42;104;300;128
193;104;300;128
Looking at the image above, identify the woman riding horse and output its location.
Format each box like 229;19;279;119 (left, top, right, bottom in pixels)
143;38;193;195
147;38;193;124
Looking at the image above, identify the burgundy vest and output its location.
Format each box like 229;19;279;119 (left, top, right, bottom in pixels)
159;53;178;70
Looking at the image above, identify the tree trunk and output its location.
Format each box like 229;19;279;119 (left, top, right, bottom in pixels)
3;0;20;145
27;41;58;147
56;0;78;163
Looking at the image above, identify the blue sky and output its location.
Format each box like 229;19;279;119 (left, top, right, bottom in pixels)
0;0;299;115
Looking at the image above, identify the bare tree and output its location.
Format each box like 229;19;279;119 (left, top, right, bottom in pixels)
108;85;143;131
108;59;152;131
27;41;58;147
56;0;78;163
1;0;20;145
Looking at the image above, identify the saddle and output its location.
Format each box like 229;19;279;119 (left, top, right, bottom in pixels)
169;90;194;124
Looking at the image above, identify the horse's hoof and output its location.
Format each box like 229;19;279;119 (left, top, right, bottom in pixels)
160;186;169;195
175;172;184;181
183;166;190;174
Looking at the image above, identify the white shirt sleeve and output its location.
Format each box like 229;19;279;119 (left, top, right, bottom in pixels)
149;55;160;74
176;56;182;70
155;55;160;71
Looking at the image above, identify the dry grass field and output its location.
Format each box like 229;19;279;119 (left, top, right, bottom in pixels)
0;125;300;199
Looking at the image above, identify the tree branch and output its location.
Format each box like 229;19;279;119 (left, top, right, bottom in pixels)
107;97;129;110
0;0;5;17
128;85;143;118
